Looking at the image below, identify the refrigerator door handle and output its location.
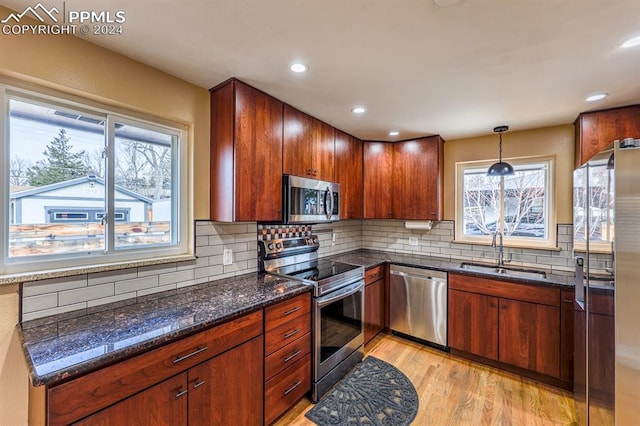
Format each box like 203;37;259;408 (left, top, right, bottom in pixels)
575;256;585;309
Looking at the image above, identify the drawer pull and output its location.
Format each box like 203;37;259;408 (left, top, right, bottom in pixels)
284;329;300;339
284;381;302;396
284;350;302;363
173;346;209;364
283;306;302;317
193;380;206;389
175;389;188;398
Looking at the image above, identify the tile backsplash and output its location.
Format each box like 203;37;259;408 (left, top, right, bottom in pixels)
22;218;600;321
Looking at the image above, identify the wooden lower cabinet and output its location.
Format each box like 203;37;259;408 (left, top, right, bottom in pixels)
75;373;188;426
74;336;263;426
364;278;385;344
498;299;560;377
448;289;498;361
448;273;572;386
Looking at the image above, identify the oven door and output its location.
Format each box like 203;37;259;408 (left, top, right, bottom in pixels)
314;279;364;381
284;175;339;223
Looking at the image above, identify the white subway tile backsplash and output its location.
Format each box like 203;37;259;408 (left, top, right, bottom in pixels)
137;283;177;297
115;276;158;294
87;292;137;308
23;276;87;297
59;283;114;306
194;264;224;279
159;270;195;286
22;302;87;322
88;269;137;286
137;263;177;277
22;293;58;314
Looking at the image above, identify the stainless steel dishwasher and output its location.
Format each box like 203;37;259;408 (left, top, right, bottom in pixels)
389;264;448;348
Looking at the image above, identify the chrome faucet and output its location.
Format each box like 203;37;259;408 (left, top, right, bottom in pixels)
491;231;512;267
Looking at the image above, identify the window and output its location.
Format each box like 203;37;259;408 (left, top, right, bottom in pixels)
456;157;555;247
2;88;188;274
573;159;614;251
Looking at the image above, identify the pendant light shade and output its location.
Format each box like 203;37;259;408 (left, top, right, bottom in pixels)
487;125;515;177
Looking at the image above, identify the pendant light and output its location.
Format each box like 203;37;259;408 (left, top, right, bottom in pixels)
487;125;515;176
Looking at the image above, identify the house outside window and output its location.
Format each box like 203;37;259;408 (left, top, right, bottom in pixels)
1;88;188;274
455;157;556;248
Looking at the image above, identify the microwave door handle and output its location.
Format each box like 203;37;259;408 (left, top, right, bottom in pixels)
324;187;333;219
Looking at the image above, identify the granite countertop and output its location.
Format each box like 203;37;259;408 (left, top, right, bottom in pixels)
20;273;311;387
327;249;575;288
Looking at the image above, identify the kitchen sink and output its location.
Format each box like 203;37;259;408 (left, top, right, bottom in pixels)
459;262;548;280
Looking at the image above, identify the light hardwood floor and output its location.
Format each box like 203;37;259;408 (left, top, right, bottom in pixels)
276;333;579;425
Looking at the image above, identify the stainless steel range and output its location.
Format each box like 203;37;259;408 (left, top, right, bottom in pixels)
259;235;365;402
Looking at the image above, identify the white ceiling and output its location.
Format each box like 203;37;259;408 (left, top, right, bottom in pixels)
4;0;640;141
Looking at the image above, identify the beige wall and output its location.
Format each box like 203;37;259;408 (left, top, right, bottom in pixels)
443;124;575;224
0;5;210;423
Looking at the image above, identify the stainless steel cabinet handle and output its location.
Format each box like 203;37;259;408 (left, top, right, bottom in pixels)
173;346;209;364
193;380;206;389
284;381;302;396
284;350;302;363
283;329;300;339
283;306;301;316
175;389;188;398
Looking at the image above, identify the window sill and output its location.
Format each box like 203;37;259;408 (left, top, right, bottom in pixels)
451;239;561;252
0;254;196;286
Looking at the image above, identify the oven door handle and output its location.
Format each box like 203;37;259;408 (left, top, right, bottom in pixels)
316;280;364;308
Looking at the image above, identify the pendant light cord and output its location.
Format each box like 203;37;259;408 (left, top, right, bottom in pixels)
499;131;503;162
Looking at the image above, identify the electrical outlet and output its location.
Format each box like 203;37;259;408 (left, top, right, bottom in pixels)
409;237;419;246
223;249;233;265
331;232;336;246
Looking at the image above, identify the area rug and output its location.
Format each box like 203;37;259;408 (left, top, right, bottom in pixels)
305;356;419;425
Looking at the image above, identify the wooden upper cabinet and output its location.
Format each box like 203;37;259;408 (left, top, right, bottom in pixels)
210;79;283;222
363;142;394;219
574;104;640;168
334;130;363;219
392;136;444;220
283;104;335;182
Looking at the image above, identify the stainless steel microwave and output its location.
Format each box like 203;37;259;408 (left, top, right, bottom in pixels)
283;175;340;223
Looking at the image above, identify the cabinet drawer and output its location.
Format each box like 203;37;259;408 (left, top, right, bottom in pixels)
48;310;263;426
265;332;311;381
264;355;311;425
265;314;311;356
365;265;385;285
265;293;311;331
449;273;560;306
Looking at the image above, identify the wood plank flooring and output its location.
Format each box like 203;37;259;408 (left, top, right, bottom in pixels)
276;333;579;425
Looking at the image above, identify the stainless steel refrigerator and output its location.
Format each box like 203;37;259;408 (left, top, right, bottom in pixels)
573;138;640;425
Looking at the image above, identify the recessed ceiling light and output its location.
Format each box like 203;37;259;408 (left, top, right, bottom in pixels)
389;131;400;136
621;34;640;49
289;62;308;73
585;93;608;102
351;106;366;114
434;0;463;7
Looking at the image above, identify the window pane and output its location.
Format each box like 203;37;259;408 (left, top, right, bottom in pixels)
8;99;106;257
588;163;613;244
503;164;547;239
573;167;587;244
462;168;500;236
114;122;175;249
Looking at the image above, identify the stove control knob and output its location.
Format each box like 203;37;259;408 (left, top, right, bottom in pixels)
275;243;283;250
267;243;274;251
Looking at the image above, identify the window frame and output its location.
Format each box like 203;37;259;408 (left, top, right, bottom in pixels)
0;84;190;276
455;155;557;249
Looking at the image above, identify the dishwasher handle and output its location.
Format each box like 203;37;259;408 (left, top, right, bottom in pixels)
390;270;443;282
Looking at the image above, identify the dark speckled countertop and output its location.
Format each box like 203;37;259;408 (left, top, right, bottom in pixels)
326;249;575;288
20;273;311;387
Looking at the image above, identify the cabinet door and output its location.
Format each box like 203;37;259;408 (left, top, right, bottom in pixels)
188;336;263;426
283;105;315;178
312;118;335;181
74;373;188;426
575;105;640;167
448;289;498;360
234;81;283;221
335;130;363;219
498;299;560;378
363;142;394;219
392;136;443;220
364;278;385;344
